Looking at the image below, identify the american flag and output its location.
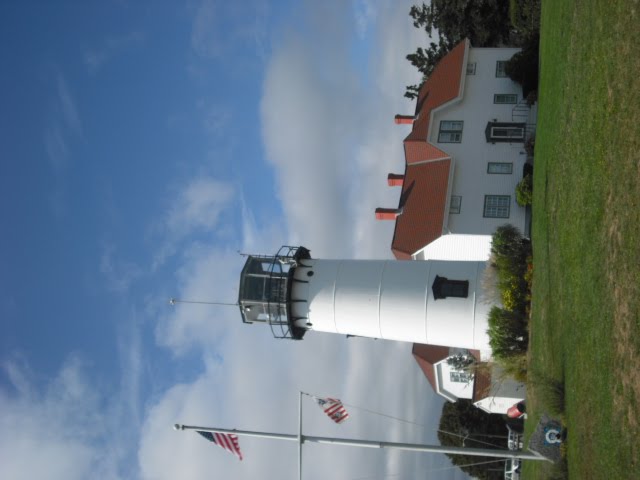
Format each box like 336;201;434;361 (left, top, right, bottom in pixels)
196;430;243;461
314;397;350;424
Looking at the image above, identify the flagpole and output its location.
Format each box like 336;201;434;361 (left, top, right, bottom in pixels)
298;392;303;480
174;424;547;461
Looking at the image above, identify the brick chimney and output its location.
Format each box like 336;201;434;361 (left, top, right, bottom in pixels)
387;173;404;187
375;207;402;220
394;114;416;125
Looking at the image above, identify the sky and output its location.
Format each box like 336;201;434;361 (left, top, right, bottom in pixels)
0;1;471;479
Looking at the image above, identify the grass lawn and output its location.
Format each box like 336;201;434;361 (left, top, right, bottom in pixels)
523;0;640;478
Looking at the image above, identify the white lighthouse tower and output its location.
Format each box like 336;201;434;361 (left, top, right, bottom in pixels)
238;246;493;356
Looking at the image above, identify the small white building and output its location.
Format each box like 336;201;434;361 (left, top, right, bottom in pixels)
413;344;526;415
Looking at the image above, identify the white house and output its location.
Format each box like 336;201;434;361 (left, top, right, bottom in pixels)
377;39;536;261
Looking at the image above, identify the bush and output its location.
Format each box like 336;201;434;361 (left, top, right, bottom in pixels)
487;306;528;359
490;225;531;313
487;226;532;364
525;134;535;156
530;371;566;417
497;352;528;383
506;34;540;97
516;174;533;206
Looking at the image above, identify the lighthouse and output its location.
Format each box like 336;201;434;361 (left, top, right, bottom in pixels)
238;246;493;356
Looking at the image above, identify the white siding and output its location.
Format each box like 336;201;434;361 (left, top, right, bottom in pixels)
291;258;491;351
435;360;474;400
413;234;492;261
474;365;526;414
429;47;528;237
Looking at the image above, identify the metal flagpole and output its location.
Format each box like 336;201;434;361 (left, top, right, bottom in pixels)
174;424;548;462
169;298;238;307
298;391;303;480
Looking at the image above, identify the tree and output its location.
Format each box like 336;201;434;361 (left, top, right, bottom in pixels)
438;400;509;479
446;352;476;373
410;0;511;47
404;37;451;99
405;1;513;98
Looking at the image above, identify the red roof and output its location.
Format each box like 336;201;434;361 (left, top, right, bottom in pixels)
405;40;468;153
390;40;468;259
472;368;493;402
412;343;451;392
391;159;452;259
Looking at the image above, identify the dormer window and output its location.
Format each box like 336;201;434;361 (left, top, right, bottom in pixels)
432;275;469;300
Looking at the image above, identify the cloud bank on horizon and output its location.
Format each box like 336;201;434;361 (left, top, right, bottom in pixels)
0;1;470;479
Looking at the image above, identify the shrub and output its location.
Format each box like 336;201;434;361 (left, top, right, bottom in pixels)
525;135;535;156
530;371;566;417
526;89;538;106
516;174;533;206
491;224;526;263
505;34;540;97
487;306;528;359
490;225;531;313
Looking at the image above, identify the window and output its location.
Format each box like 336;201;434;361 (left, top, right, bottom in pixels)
466;62;476;75
492;127;524;139
432;275;469;300
487;162;513;174
485;122;526;143
484;195;511;218
449;196;462;214
438;120;463;143
450;371;472;383
494;93;518;104
496;61;508;77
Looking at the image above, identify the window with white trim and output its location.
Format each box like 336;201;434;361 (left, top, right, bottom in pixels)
487;162;513;174
496;61;508;77
494;93;518;104
492;126;524;139
450;196;462;214
438;120;463;143
484;195;510;218
466;62;476;75
485;122;526;143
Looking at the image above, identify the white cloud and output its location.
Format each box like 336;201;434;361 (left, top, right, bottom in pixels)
56;75;82;136
190;0;269;61
0;317;147;480
100;244;144;293
0;357;116;480
151;176;235;270
260;0;424;259
353;0;377;38
44;73;82;172
84;31;145;74
166;177;234;234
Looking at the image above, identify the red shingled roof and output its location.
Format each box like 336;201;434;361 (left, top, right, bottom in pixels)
390;40;468;259
472;368;493;402
391;159;452;259
405;40;468;151
412;343;451;392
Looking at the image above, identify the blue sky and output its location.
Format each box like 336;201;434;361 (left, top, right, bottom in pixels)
1;1;470;479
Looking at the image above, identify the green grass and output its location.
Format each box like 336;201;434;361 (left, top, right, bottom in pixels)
524;1;640;478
